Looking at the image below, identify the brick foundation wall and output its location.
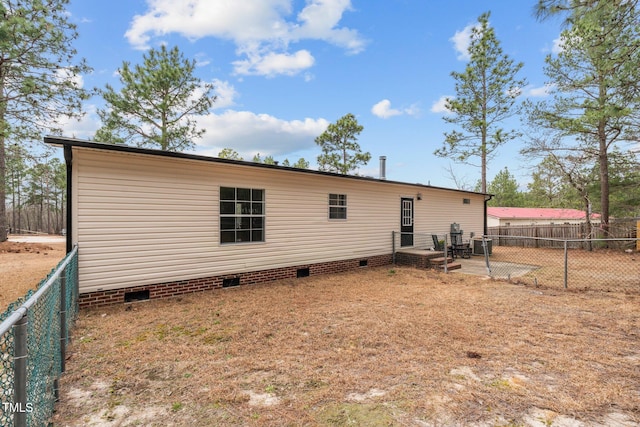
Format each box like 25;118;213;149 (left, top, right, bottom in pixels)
79;254;393;309
395;252;429;269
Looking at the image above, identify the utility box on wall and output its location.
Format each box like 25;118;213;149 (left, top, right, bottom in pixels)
472;238;492;255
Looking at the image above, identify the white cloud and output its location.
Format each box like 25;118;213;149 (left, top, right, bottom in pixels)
125;0;365;77
372;99;401;119
371;99;419;119
67;98;327;160
210;79;238;109
75;75;326;160
194;52;211;67
182;78;238;113
525;83;555;98
404;104;420;117
54;68;85;89
232;49;315;77
194;110;329;157
450;23;476;61
125;0;290;48
551;36;564;54
291;0;365;54
59;104;101;139
506;86;522;98
430;95;453;114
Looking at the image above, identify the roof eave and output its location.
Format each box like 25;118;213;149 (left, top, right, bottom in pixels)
44;136;490;197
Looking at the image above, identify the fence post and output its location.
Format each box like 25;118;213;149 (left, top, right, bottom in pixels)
392;231;396;264
482;236;492;276
13;313;28;427
563;240;568;289
74;248;79;314
55;268;68;402
60;269;67;374
443;234;448;273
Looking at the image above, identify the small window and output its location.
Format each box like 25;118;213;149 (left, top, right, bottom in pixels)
329;193;347;220
220;187;265;244
463;198;471;204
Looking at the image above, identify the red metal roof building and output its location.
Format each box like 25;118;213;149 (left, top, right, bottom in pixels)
487;207;601;227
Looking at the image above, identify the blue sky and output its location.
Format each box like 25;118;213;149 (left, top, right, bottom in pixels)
61;0;563;189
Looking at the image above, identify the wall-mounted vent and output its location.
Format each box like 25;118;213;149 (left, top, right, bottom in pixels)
297;267;310;278
222;277;241;288
124;290;150;303
463;198;471;204
359;259;368;267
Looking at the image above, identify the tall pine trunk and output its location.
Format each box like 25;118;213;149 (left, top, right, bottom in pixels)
0;131;6;242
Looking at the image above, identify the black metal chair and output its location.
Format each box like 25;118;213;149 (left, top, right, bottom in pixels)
450;232;471;259
432;234;456;259
432;234;444;251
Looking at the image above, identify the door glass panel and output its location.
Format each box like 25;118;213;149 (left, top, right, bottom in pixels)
402;200;413;226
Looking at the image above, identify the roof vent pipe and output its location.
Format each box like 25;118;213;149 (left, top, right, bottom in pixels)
379;156;386;180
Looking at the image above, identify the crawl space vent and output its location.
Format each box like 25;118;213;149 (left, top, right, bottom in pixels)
222;277;241;288
124;290;150;303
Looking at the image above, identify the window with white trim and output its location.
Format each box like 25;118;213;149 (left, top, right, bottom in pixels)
329;193;347;220
220;187;265;244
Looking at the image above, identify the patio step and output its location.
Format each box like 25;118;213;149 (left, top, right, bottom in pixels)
428;257;462;271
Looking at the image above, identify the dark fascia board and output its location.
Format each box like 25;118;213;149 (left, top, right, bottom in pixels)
44;136;489;197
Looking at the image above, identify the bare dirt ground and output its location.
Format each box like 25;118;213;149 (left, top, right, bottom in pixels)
0;237;66;310
51;266;640;426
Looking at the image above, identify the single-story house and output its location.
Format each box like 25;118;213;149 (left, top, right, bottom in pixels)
487;207;601;227
46;137;490;307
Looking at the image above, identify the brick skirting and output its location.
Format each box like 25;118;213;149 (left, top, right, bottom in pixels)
78;254;393;308
395;251;432;269
395;250;450;268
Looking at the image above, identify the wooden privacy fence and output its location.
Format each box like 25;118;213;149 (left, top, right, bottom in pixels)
488;218;638;249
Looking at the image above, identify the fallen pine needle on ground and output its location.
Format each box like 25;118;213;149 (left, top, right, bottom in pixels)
52;266;640;426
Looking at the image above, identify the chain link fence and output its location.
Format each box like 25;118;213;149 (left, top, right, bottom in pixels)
391;231;449;254
482;236;640;293
391;231;639;293
0;246;78;427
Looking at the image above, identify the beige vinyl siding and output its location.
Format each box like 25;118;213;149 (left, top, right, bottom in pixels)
487;216;501;227
73;148;485;293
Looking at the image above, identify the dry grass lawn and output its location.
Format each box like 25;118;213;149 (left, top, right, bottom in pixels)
0;240;66;310
52;266;639;426
488;246;639;293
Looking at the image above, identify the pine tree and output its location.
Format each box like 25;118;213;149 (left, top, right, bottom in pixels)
218;148;243;160
316;113;370;174
525;0;640;234
434;12;526;193
487;167;524;207
0;0;91;241
96;45;215;151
